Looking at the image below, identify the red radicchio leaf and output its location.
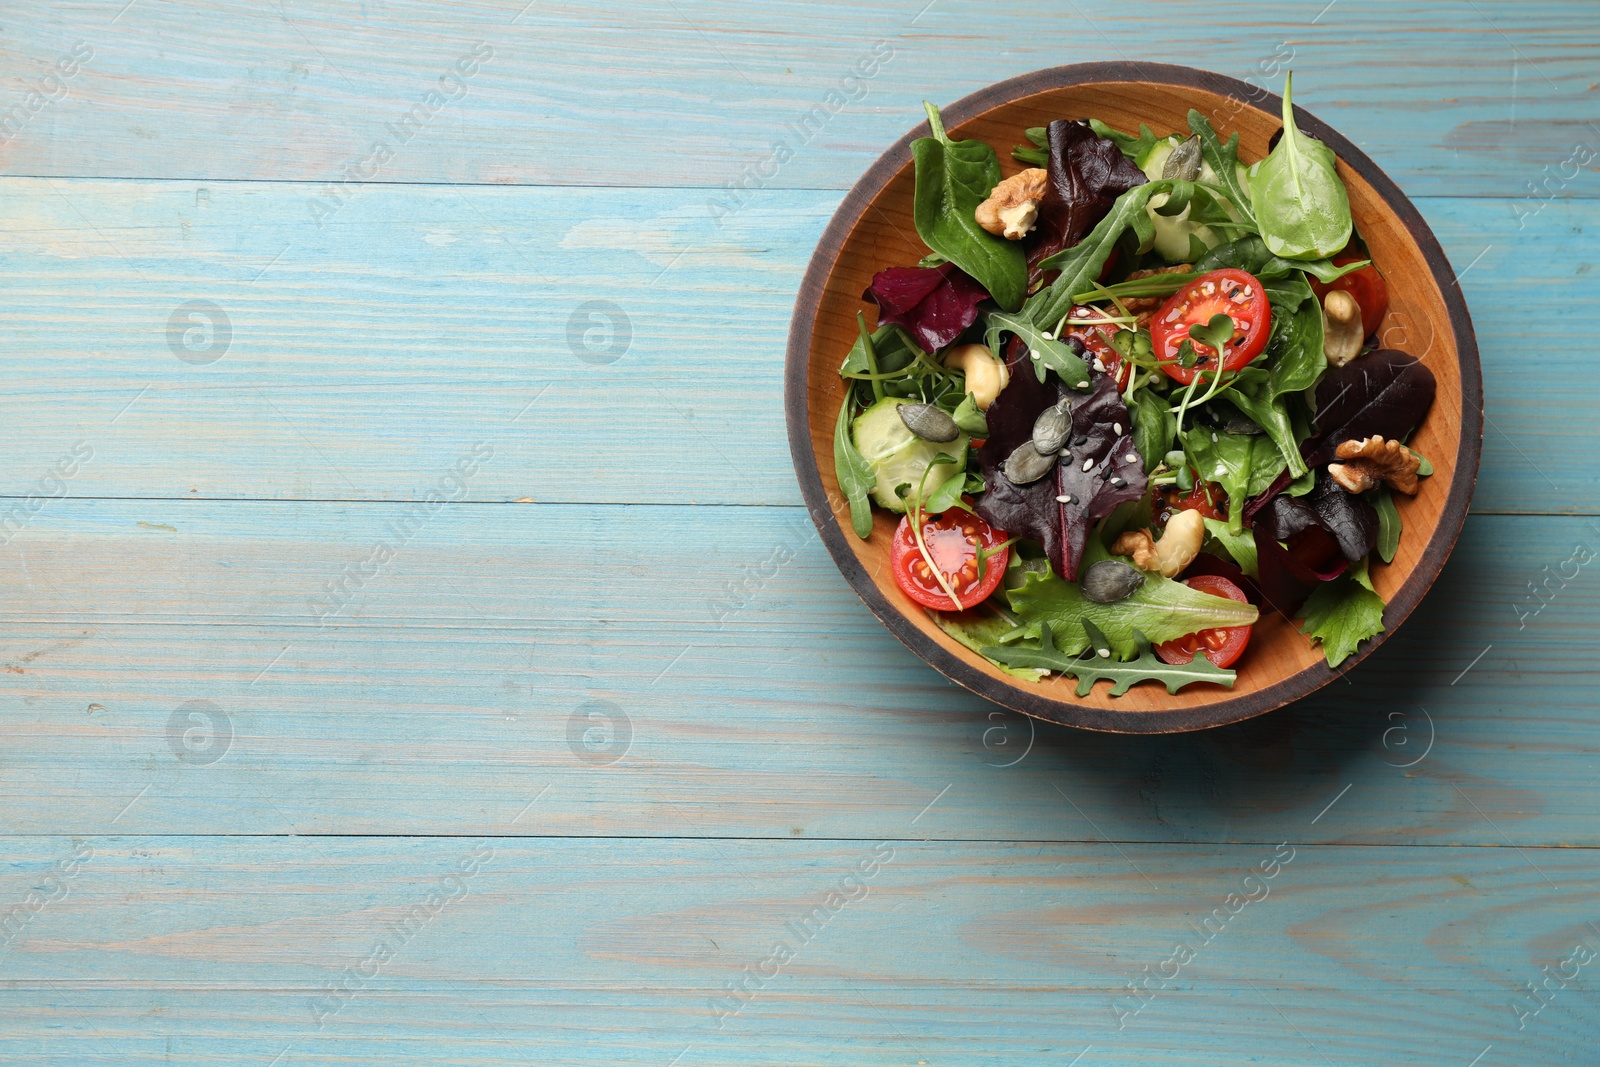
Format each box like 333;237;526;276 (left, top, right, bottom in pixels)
863;262;990;355
972;339;1146;581
1253;522;1348;617
1029;119;1149;271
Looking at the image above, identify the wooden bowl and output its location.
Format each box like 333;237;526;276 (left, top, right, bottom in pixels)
784;63;1481;734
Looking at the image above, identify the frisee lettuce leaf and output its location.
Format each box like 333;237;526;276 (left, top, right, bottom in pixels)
1296;559;1385;667
1005;565;1259;660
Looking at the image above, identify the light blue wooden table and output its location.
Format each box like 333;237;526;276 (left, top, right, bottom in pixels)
2;1;1596;1063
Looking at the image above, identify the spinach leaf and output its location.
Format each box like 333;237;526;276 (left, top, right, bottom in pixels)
984;622;1237;696
1183;426;1286;532
950;393;988;437
1194;233;1367;283
1373;486;1401;563
832;396;876;539
1004;567;1258;659
1247;73;1352;261
1296;559;1385;667
1028;182;1165;332
985;309;1091;386
912;102;1028;310
1265;275;1326;396
1128;387;1176;474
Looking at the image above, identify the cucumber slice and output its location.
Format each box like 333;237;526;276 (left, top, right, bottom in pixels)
1138;138;1252;263
851;398;969;512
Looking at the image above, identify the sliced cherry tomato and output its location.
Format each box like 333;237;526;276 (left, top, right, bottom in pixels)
890;509;1009;612
1154;574;1252;668
1151;268;1271;385
1156;477;1227;524
1310;254;1389;339
1062;305;1134;390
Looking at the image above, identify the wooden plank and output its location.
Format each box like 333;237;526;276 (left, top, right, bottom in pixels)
2;1;1597;199
1;501;1593;844
0;836;1594;1064
0;181;1587;512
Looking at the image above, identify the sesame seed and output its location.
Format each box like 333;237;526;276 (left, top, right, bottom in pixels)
1041;330;1055;340
1096;648;1111;659
1125;453;1138;464
1030;349;1041;360
1092;358;1105;372
1076;381;1090;389
1081;458;1094;472
1059;449;1072;459
1113;422;1123;435
1211;432;1219;442
1110;476;1124;487
1055;494;1070;503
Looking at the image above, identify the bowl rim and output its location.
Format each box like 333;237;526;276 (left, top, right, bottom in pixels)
784;61;1483;734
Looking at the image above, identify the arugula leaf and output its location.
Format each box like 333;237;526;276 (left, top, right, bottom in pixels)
950;393;988;437
1087;118;1161;161
1223;374;1307;481
1246;73;1353;261
1296;559;1385;667
933;602;1046;681
1028;182;1166;332
985;309;1091;387
1005;566;1259;659
912;102;1028;310
983;621;1236;696
841;322;922;377
1373;486;1401;564
1186;110;1256;229
1203;517;1260;578
832;396;876;539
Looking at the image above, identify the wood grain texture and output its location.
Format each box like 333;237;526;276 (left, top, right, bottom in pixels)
1;502;1593;844
1;1;1597;198
1;837;1596;1065
0;1;1593;1062
0;182;1590;513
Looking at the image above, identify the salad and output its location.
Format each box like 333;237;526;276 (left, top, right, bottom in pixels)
833;75;1436;696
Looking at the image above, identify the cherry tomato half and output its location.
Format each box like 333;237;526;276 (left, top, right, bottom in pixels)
1310;255;1389;339
890;509;1009;612
1156;477;1227;524
1062;306;1134;390
1154;574;1252;668
1151;268;1271;385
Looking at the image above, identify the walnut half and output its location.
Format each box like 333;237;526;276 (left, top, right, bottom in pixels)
1327;435;1423;495
975;168;1047;240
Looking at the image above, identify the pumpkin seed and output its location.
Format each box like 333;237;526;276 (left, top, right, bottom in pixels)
1031;400;1073;455
1004;440;1057;485
1080;560;1145;604
1162;135;1203;182
896;402;960;443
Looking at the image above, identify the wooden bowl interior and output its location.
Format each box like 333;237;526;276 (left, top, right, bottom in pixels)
799;78;1465;726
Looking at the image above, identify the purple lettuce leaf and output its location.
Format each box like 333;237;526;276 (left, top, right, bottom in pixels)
1303;349;1437;466
863;262;990;355
972;343;1145;581
1253;522;1348;618
1029;119;1149;270
1252;472;1374;615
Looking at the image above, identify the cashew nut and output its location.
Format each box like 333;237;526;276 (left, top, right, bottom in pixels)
1322;289;1364;367
943;343;1010;410
1111;508;1205;578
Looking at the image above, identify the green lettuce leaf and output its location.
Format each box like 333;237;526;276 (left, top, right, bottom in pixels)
1005;566;1259;660
1296;560;1385;667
